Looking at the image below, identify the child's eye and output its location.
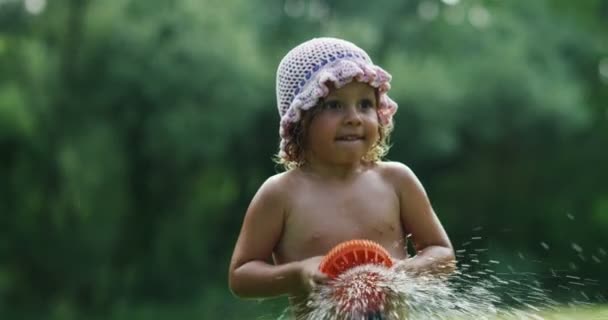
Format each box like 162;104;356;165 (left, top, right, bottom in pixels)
360;99;375;110
323;101;342;110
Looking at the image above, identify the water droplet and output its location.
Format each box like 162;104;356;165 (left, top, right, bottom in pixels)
571;243;583;253
529;314;545;320
540;242;550;250
569;281;585;287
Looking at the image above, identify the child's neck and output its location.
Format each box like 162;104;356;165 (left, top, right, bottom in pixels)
300;159;368;181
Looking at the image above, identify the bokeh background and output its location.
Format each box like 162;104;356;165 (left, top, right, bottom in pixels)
1;0;607;319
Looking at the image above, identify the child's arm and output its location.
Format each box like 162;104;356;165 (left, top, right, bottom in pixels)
228;175;327;298
386;162;456;275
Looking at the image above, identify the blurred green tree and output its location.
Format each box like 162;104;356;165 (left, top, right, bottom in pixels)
0;0;606;318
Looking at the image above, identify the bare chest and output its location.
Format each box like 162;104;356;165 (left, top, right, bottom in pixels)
276;180;404;262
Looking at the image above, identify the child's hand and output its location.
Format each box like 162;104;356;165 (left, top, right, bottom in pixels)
391;258;419;276
391;255;456;277
296;256;329;295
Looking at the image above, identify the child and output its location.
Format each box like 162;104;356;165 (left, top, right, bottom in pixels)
229;37;455;318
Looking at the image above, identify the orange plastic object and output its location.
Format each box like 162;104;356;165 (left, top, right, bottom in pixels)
319;239;393;278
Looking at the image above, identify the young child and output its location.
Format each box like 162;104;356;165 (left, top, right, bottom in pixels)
229;37;455;317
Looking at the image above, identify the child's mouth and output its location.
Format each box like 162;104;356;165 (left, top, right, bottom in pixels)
335;135;364;141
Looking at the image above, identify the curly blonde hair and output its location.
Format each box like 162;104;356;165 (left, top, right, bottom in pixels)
274;93;394;171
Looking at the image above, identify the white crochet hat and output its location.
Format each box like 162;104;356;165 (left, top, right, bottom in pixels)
276;37;398;159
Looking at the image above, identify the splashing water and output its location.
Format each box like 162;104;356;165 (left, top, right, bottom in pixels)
297;264;502;320
301;265;410;320
285;262;601;320
272;233;604;320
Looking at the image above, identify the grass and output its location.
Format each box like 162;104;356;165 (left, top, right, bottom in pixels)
528;306;608;320
462;305;608;320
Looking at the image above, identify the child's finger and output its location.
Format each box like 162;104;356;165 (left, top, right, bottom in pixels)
313;272;329;284
308;278;317;291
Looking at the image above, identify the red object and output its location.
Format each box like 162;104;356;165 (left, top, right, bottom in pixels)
319;239;393;278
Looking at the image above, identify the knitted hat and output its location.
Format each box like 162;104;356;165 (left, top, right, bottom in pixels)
276;37;398;159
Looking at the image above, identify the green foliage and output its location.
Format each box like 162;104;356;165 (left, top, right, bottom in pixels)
0;0;606;318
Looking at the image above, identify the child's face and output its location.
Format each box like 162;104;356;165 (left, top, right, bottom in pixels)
303;81;380;165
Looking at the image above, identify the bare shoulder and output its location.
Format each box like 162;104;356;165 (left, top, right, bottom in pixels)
250;170;296;213
376;161;420;189
258;171;289;196
249;169;308;220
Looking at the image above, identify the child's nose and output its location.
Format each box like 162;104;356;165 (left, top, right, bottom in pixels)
343;105;362;125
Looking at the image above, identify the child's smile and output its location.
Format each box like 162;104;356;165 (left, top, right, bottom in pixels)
335;133;365;141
